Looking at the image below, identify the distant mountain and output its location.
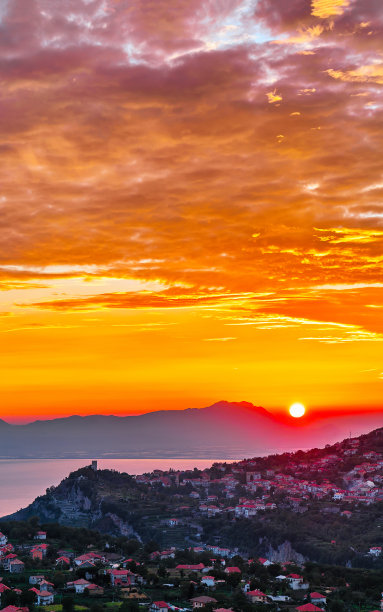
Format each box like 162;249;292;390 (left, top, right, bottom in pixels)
0;401;381;459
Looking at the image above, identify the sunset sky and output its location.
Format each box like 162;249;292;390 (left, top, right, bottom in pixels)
0;0;382;422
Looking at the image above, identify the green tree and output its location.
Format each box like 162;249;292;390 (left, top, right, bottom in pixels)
62;595;75;612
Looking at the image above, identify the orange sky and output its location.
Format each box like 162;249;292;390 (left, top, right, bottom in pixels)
0;0;382;422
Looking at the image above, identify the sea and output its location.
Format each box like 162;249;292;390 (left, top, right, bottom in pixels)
0;457;231;518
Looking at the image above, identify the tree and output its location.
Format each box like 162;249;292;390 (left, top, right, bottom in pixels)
120;601;139;612
62;595;75;612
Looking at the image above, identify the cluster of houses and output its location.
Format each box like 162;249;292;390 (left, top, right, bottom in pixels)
0;524;383;612
132;438;383;517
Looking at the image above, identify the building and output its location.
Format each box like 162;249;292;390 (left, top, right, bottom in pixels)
201;576;216;587
190;595;218;608
67;579;91;594
310;592;327;605
296;604;323;612
9;559;25;573
246;590;268;603
149;602;171;612
37;590;54;606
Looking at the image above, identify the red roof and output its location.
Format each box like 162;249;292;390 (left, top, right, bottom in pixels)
153;602;170;609
311;593;326;599
248;590;266;597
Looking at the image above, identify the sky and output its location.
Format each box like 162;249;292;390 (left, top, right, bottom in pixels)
0;0;382;423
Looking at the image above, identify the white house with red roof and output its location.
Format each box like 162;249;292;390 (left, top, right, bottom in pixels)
149;602;171;612
224;566;241;574
246;589;267;603
66;579;91;594
310;592;327;605
369;546;382;557
287;574;309;590
36;590;54;605
34;531;47;540
201;575;216;587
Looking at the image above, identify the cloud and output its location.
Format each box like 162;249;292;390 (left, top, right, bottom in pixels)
311;0;350;19
0;0;381;415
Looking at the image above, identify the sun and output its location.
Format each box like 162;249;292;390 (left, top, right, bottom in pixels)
289;402;306;418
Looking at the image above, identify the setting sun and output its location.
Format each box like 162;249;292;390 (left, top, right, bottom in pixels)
289;403;306;418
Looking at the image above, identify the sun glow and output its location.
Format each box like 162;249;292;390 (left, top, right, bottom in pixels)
289;402;306;418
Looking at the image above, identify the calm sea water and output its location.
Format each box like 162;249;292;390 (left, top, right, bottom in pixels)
0;458;228;518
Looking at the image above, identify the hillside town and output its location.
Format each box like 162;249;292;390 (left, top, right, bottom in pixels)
132;431;383;521
1;429;382;612
0;521;382;612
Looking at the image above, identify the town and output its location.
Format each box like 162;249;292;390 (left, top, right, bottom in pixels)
1;428;382;612
0;519;382;612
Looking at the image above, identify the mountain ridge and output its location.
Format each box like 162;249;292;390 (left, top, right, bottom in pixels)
0;400;381;459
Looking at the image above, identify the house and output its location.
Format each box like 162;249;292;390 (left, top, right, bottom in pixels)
149;602;171;612
109;569;138;586
167;518;179;527
190;595;218;608
34;531;47;540
258;557;272;566
86;584;104;596
74;552;103;566
310;592;327;605
31;549;43;561
1;607;28;612
176;564;205;572
296;605;323;612
36;590;54;606
201;576;216;587
287;573;309;590
3;554;17;570
68;579;91;594
224;566;241;574
369;547;382;557
246;589;268;603
56;556;71;566
9;559;25;573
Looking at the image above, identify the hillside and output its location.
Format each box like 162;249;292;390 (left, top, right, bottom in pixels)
4;426;383;568
0;401;382;459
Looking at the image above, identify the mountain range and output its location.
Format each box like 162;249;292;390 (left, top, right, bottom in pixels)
0;401;382;459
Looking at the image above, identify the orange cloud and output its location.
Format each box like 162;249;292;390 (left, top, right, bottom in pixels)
0;0;381;419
